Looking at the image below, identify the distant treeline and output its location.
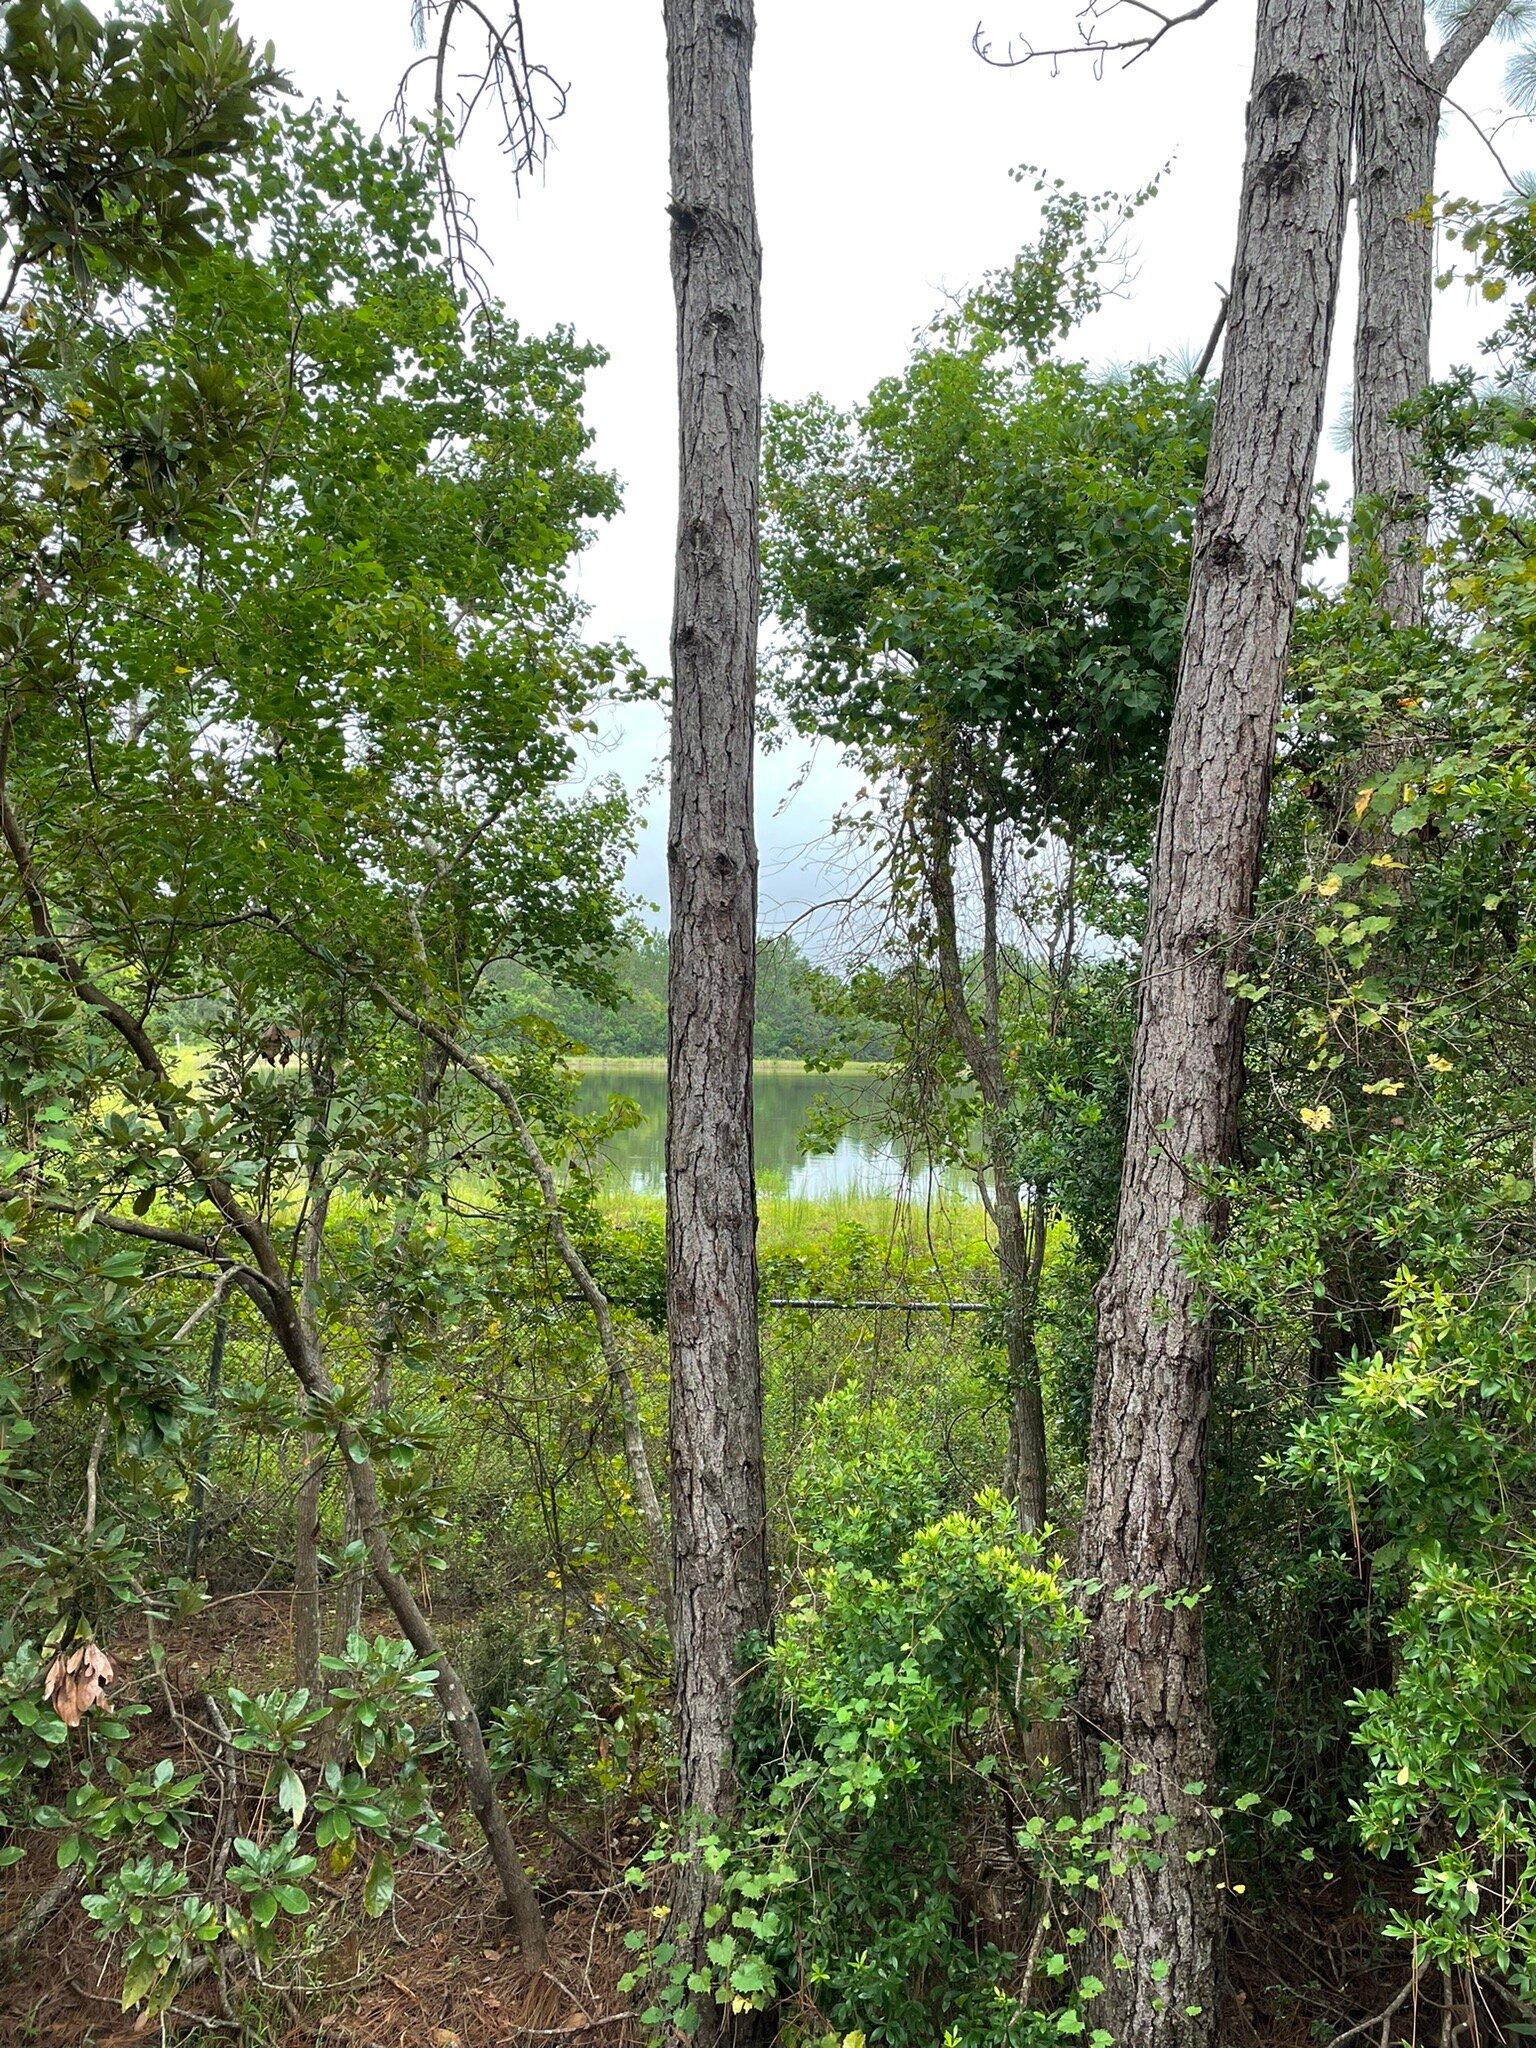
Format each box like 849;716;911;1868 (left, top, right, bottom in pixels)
493;931;892;1063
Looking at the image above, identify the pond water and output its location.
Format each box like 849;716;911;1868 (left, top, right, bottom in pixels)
573;1062;971;1201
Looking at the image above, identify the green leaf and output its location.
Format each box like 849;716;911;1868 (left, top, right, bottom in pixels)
277;1766;307;1827
362;1850;395;1919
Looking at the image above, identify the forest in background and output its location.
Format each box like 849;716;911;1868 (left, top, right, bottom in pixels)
491;933;894;1064
2;4;1536;2048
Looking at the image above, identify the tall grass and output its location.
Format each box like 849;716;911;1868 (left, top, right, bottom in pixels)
602;1185;995;1270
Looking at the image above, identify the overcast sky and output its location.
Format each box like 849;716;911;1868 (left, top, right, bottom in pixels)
234;0;1526;936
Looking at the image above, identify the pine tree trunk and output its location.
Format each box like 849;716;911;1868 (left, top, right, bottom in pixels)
1350;0;1435;624
1349;0;1509;624
663;0;770;2034
1076;7;1352;2043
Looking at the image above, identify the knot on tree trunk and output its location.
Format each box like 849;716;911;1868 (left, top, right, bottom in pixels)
1207;530;1247;573
1252;69;1316;193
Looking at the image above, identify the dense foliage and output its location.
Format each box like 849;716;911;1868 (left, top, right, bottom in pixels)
4;9;1536;2048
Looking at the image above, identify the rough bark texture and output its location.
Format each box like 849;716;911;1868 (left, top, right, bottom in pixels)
1350;0;1435;624
1076;7;1352;2044
1350;0;1508;625
663;0;770;2032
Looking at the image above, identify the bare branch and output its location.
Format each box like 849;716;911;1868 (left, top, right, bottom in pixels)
1194;287;1229;381
171;1266;252;1345
1323;1962;1433;2048
393;0;568;294
353;976;670;1597
974;0;1222;75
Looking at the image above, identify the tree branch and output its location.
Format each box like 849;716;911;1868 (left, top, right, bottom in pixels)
1430;0;1511;93
356;976;670;1599
1194;288;1229;381
974;0;1222;73
0;795;308;1367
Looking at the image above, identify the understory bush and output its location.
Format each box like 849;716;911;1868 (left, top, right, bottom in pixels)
623;1396;1092;2048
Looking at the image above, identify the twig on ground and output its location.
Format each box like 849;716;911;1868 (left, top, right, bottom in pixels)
1324;1960;1434;2048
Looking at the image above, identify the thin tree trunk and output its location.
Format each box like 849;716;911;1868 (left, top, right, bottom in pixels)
331;1039;445;1664
292;1447;325;1692
1350;0;1435;623
925;803;1049;1530
285;1288;550;1961
1076;7;1352;2044
663;0;770;2033
341;1446;548;1963
1350;0;1509;623
292;1160;333;1696
330;1488;364;1660
183;1307;227;1582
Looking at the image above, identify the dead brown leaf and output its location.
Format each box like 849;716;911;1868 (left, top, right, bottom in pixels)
42;1642;114;1728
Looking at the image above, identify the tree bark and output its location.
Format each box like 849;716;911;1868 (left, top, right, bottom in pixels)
292;1150;333;1695
182;1308;227;1583
1350;0;1435;623
1350;0;1509;624
340;1445;548;1964
663;0;770;2033
292;1445;326;1693
1076;7;1352;2044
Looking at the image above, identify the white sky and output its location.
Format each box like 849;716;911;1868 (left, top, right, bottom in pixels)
235;0;1526;936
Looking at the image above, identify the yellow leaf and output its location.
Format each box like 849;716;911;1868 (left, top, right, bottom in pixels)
1317;874;1342;899
1353;787;1375;820
1425;1054;1453;1073
1299;1105;1334;1133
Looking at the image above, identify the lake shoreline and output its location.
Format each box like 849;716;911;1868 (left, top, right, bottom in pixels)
570;1054;890;1077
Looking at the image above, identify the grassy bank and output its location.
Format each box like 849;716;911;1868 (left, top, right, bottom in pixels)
602;1183;995;1266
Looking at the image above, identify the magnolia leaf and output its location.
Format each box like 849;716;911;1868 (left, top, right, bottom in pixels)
363;1849;395;1918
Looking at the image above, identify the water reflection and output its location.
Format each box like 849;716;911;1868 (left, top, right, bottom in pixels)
573;1063;972;1201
